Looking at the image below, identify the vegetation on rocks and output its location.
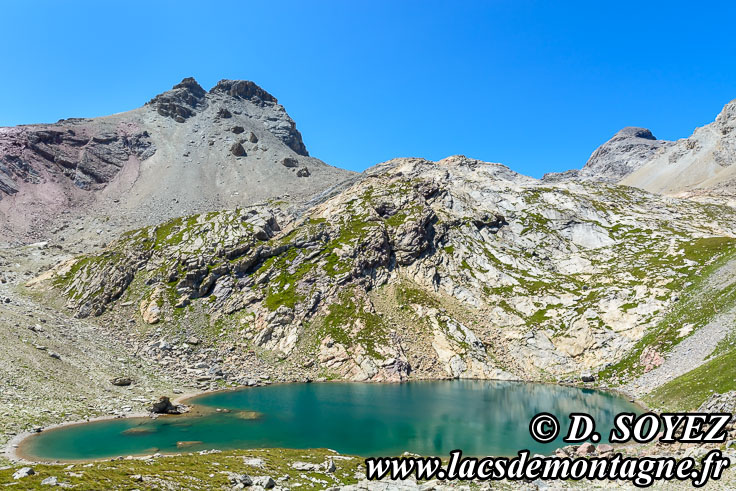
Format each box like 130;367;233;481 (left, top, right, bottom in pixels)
33;156;736;387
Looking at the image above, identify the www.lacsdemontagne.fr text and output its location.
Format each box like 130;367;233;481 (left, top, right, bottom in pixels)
365;449;730;487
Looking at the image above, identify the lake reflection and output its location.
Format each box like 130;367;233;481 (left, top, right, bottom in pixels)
22;380;639;460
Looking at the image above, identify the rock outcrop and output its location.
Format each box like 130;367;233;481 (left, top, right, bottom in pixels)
0;124;155;194
150;396;187;414
147;77;207;122
210;79;308;156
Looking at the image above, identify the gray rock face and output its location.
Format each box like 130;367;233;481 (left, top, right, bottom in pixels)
209;79;308;155
579;127;669;182
544;127;669;183
147;77;207;122
698;391;736;421
252;476;276;489
210;79;277;104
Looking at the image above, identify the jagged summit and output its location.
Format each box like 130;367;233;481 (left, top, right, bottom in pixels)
175;76;206;94
146;77;280;120
145;77;308;156
210;79;278;104
146;77;208;122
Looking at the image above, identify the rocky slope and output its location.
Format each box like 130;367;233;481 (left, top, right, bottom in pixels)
0;77;356;242
621;99;736;200
30;155;736;388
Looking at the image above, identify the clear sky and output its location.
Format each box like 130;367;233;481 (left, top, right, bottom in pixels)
1;1;735;177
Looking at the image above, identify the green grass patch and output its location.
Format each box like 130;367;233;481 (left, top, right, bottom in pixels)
645;347;736;411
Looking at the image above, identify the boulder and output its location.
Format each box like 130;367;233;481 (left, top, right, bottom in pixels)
13;467;34;479
150;396;187;415
231;142;246;157
281;157;299;168
580;372;595;383
231;126;245;134
292;462;321;471
248;132;258;143
554;448;569;458
596;443;614;454
111;377;133;386
253;476;276;489
41;476;58;486
217;107;232;118
296;166;310;177
228;472;253;487
576;442;596;456
139;289;163;324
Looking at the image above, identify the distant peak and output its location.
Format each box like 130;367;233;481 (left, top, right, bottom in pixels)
612;127;657;140
210;79;277;104
172;77;206;97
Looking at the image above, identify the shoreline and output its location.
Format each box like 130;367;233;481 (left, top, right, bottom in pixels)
6;389;205;464
6;379;646;464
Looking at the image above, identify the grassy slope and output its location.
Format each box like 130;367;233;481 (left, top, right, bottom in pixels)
645;346;736;411
0;449;361;490
599;238;736;383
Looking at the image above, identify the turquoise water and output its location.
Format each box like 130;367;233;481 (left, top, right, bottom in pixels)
21;380;639;460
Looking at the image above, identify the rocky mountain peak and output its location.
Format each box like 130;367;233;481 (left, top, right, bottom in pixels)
172;77;206;97
146;77;208;122
542;127;668;184
611;127;657;141
575;126;669;183
210;79;278;105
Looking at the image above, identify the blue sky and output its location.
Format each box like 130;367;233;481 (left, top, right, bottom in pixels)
1;1;735;177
